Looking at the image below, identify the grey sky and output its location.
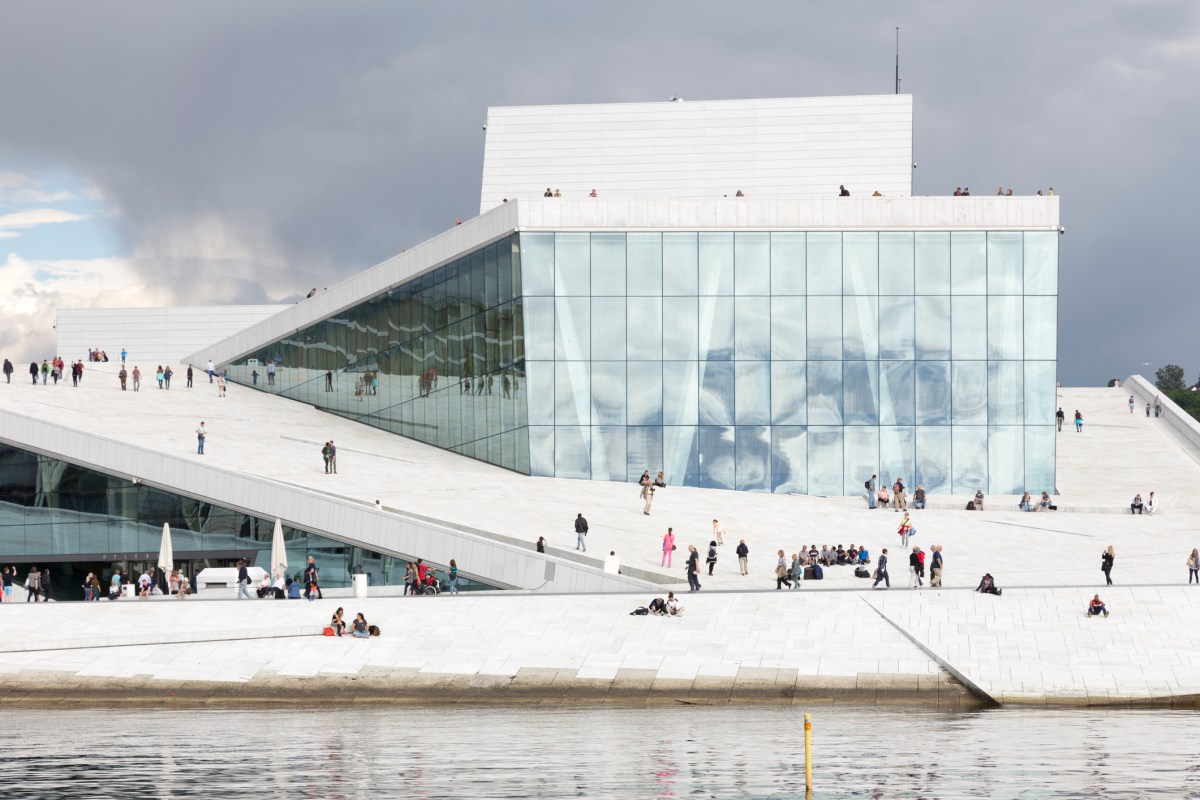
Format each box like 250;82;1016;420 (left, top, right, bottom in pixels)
1;1;1197;384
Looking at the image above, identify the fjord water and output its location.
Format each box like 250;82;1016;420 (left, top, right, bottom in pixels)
2;705;1196;798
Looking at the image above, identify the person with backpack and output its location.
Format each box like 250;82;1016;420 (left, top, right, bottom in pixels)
865;474;877;509
575;513;588;552
908;547;923;588
872;549;890;589
705;541;718;576
736;539;749;575
892;477;906;511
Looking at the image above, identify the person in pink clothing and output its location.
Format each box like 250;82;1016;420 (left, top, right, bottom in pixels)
662;527;676;566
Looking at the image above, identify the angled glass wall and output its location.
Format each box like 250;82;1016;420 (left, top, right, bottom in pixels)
225;235;528;471
520;230;1058;496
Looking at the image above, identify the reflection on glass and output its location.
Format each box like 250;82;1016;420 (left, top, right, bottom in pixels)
771;296;806;360
843;296;878;360
951;232;986;295
1025;426;1056;492
528;426;554;477
524;297;555;361
843;361;879;425
914;426;951;494
770;232;806;295
555;361;590;426
1024;297;1057;360
627;297;663;361
771;426;808;493
735;426;771;491
843;232;878;296
698;296;734;360
699;232;734;296
988;425;1023;494
987;232;1023;295
591;426;626;482
591;297;626;360
698;426;735;489
807;362;843;425
952;425;988;494
663;361;700;426
663;232;699;296
554;233;590;297
627;427;664;480
662;296;699;361
554;296;589;361
843;426;879;495
735;232;770;295
627;233;663;296
663;426;699;486
879;232;915;295
915;296;951;360
771;361;806;425
916;361;951;425
952;361;987;425
554;424;590;479
590;362;627;425
807;297;842;360
879;296;914;360
951;296;987;360
735;362;770;425
807;426;844;495
807;232;842;295
915;232;950;293
735;296;770;360
1024;361;1056;425
627;361;664;426
880;426;915;490
520;233;555;296
1024;231;1058;295
988;296;1022;360
880;361;915;426
988;361;1023;424
699;361;735;425
591;233;627;296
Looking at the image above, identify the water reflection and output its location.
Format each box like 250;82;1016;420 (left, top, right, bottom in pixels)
0;705;1195;798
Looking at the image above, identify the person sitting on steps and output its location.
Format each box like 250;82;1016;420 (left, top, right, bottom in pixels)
1087;594;1109;617
975;573;1002;596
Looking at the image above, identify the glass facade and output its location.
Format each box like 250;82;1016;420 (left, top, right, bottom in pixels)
225;229;1057;497
0;443;494;597
227;235;528;471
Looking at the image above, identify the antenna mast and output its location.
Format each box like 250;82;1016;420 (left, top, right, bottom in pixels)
895;27;900;94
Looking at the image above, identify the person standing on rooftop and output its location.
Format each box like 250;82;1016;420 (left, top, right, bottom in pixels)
736;539;749;575
40;360;48;384
131;366;141;392
574;512;588;552
120;348;127;364
2;358;11;384
1074;410;1083;432
873;549;890;589
1101;546;1115;586
686;545;701;592
1187;549;1199;584
930;545;944;587
206;359;215;383
1129;395;1135;414
866;474;877;509
839;185;850;196
164;365;173;389
662;527;675;567
1056;407;1065;431
28;361;37;385
186;364;193;388
118;365;128;391
712;519;725;546
196;421;206;455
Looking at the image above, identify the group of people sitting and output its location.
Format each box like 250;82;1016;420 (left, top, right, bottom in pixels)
403;560;441;595
804;544;870;567
87;349;110;362
873;482;927;510
646;592;683;616
258;573;322;600
329;607;379;638
1018;491;1054;512
1130;492;1157;515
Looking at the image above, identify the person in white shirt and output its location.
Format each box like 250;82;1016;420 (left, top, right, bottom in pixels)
1145;492;1157;515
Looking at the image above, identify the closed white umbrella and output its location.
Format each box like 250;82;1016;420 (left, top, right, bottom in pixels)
270;518;288;580
157;523;174;595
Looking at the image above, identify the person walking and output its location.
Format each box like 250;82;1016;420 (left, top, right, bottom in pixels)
131;366;141;391
1187;549;1199;584
736;539;749;575
2;358;11;384
164;365;173;388
118;366;128;390
866;474;877;509
328;441;337;474
195;421;207;455
186;365;194;388
236;560;251;599
156;365;164;389
930;545;944;587
28;361;38;385
447;559;459;594
574;513;588;552
1074;410;1083;432
24;566;40;602
120;348;127;365
1056;407;1065;432
1128;395;1135;414
892;477;907;511
1101;546;1115;586
897;512;914;548
712;519;725;546
40;360;49;384
304;556;322;599
872;548;890;589
775;550;793;590
207;359;215;383
705;541;718;575
661;527;675;566
686;545;701;592
1;566;12;603
217;373;227;397
536;537;546;553
908;547;923;588
639;470;655;515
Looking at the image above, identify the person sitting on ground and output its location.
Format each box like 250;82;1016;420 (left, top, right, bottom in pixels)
288;576;302;599
1146;492;1157;515
848;544;859;562
819;545;834;567
648;597;667;615
1038;491;1052;512
1087;594;1109;617
269;572;285;599
1019;492;1032;512
352;612;369;638
973;490;985;511
975;573;1002;596
256;574;273;598
331;607;346;636
137;571;151;598
912;486;926;510
666;592;683;616
858;546;870;565
836;545;849;565
807;545;819;564
1130;493;1144;515
877;485;890;508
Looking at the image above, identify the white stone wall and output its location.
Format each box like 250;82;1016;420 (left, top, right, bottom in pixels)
480;95;914;213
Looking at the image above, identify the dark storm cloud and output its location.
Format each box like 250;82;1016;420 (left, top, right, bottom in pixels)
1;0;1196;383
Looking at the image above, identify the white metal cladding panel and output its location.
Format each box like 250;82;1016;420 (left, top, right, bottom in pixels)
480;95;914;212
0;408;647;593
56;306;286;365
188;202;521;369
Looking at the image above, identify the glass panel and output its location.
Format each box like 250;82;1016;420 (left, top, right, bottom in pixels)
878;296;914;360
1025;426;1056;495
843;426;879;496
988;295;1022;360
915;361;951;425
735;426;771;492
699;361;735;425
843;361;879;425
952;425;988;495
880;361;915;425
915;232;949;294
770;232;806;295
880;426;915;493
554;424;590;479
663;361;700;426
879;232;914;295
843;232;878;295
698;296;734;360
987;361;1023;424
628;427;664;481
770;426;808;494
528;426;554;476
735;232;770;295
663;426;700;487
807;232;841;295
627;361;663;426
523;297;555;361
591;297;627;361
627;233;663;296
519;233;555;296
915;296;951;360
987;232;1023;295
988;425;1023;495
662;296;699;361
806;361;843;425
950;232;986;294
771;296;806;360
525;361;555;426
771;361;806;425
590;232;626;296
554;296;589;361
1024;231;1059;295
591;426;626;482
735;296;770;360
1024;361;1057;426
627;297;663;361
698;232;734;295
590;362;627;426
735;361;769;425
952;361;987;424
697;426;735;489
843;296;878;360
951;296;987;360
663;232;699;296
807;297;842;360
914;426;952;494
1024;296;1057;360
554;360;590;426
807;426;844;496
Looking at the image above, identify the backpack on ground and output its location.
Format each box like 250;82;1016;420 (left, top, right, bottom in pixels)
966;500;976;510
630;606;650;616
803;566;815;580
811;564;824;580
854;566;870;578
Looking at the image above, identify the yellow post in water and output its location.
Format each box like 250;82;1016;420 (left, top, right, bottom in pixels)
804;712;813;792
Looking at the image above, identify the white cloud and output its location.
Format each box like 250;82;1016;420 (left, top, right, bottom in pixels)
0;208;85;239
0;172;80;205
